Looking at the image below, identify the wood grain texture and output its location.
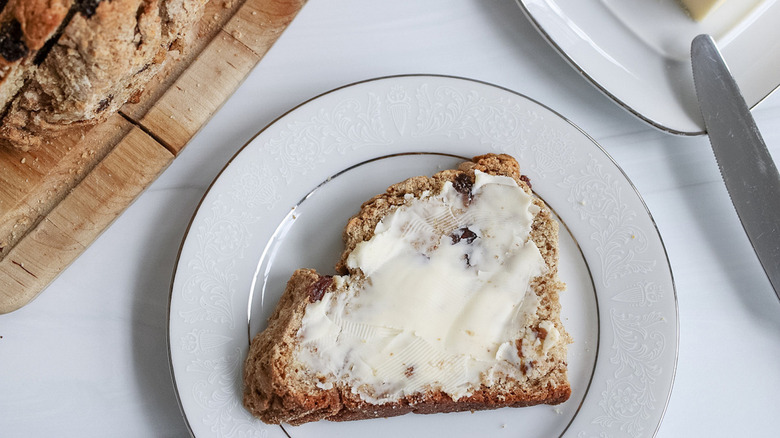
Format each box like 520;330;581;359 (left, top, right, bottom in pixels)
138;32;261;153
0;0;306;313
0;127;173;314
225;0;305;55
118;0;251;122
0;115;133;256
137;0;306;154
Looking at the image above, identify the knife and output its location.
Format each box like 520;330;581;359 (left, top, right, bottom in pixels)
691;34;780;300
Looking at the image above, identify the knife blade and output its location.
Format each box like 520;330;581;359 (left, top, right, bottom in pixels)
691;34;780;300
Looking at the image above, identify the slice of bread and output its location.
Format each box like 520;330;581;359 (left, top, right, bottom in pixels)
243;154;571;426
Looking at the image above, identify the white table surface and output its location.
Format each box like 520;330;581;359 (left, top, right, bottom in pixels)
2;1;780;437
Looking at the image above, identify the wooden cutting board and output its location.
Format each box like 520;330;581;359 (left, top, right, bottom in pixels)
0;0;307;314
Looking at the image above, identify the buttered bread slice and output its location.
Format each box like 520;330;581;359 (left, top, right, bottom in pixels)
243;154;571;425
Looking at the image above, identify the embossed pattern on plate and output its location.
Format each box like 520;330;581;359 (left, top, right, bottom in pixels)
168;75;678;438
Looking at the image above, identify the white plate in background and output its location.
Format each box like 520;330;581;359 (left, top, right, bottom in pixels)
168;75;678;437
517;0;780;135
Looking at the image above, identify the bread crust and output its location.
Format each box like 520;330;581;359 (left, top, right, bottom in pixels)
0;0;208;151
243;154;571;426
243;269;345;425
0;0;73;114
12;0;72;51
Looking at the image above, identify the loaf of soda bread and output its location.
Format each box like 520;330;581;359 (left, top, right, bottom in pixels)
0;0;208;151
243;154;571;425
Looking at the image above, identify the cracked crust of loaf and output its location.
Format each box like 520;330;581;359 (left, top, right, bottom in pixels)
0;0;72;111
0;0;208;151
11;0;72;51
243;154;571;426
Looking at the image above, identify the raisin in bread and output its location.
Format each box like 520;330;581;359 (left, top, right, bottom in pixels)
0;0;208;151
243;154;572;426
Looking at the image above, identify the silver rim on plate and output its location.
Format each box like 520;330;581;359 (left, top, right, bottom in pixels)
167;74;679;438
515;0;780;136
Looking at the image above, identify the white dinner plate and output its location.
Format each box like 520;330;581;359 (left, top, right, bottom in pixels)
168;75;678;437
517;0;780;135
